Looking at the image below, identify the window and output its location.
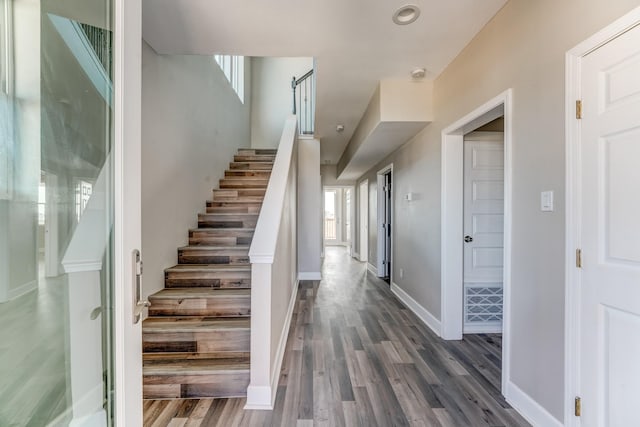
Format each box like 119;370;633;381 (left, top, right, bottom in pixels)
214;54;244;102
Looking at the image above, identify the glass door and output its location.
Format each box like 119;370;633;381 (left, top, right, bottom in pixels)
0;0;116;425
324;189;340;244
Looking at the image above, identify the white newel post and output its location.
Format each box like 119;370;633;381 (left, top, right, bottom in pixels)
61;265;107;427
61;154;111;426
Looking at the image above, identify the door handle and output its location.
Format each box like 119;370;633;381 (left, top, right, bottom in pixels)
464;235;473;243
133;249;151;324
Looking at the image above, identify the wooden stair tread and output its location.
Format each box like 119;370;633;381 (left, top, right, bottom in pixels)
165;264;250;272
189;227;255;232
143;358;250;376
143;352;249;361
143;317;250;332
150;288;250;299
178;245;250;250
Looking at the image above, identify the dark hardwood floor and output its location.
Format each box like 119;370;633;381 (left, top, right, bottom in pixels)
143;247;529;427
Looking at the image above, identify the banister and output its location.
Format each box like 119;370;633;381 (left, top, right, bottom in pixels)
291;69;314;135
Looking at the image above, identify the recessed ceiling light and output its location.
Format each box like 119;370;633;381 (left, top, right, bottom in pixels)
393;5;421;25
411;68;426;79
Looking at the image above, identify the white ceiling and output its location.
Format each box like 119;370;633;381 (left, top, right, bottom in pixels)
142;0;507;165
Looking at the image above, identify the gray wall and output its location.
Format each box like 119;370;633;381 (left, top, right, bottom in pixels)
297;139;322;275
352;0;640;421
141;42;252;300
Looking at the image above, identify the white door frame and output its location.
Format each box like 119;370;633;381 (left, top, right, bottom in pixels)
564;7;640;425
440;90;513;394
359;179;368;262
114;0;143;425
376;164;393;279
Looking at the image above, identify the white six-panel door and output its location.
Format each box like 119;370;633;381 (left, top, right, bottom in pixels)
463;132;504;333
578;23;640;427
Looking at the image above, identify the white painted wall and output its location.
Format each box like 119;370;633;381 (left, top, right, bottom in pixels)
297;139;321;277
141;42;252;300
250;57;313;148
352;0;640;422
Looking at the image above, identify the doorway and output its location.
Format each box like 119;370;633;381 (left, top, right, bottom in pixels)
358;180;368;262
376;165;393;283
323;186;355;250
440;90;513;396
463;129;504;334
565;10;640;426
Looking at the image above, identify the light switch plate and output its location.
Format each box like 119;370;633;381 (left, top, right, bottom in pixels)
541;190;554;212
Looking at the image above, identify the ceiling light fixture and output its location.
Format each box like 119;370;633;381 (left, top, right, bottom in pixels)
393;5;421;25
411;68;426;79
336;124;345;132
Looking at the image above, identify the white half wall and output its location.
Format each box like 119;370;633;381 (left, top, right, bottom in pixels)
250;57;313;148
297;138;321;277
141;42;252;300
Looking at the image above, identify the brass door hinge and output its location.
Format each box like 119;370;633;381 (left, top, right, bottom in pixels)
575;396;581;417
576;249;582;268
576;100;582;119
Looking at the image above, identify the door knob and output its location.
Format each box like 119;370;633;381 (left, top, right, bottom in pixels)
464;235;473;243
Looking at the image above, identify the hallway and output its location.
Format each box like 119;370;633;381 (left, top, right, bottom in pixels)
144;247;529;426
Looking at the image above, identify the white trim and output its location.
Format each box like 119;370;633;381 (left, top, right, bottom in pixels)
63;261;103;274
8;279;37;300
298;272;322;280
114;0;143;424
367;262;378;275
245;279;299;410
391;282;441;336
358;179;369;263
564;6;640;426
440;89;513;398
463;324;502;334
505;381;563;427
376;164;393;279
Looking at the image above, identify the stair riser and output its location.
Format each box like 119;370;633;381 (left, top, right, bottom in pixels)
237;149;277;155
198;214;258;229
143;372;249;399
229;162;274;170
219;181;269;189
188;236;253;246
165;269;251;289
178;252;250;265
206;205;261;214
233;155;275;162
225;170;272;178
213;189;266;200
143;330;250;353
148;297;250;317
197;219;258;229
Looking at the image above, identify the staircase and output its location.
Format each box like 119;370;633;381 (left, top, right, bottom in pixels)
142;148;276;399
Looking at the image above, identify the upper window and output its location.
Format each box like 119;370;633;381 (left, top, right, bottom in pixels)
214;55;244;103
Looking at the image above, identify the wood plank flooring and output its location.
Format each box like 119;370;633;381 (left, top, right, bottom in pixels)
143;247;530;427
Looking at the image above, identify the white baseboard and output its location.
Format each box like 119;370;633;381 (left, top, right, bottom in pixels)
9;279;37;300
505;381;563;427
298;272;322;281
353;252;360;259
245;279;300;410
367;263;378;275
464;323;502;334
391;282;441;337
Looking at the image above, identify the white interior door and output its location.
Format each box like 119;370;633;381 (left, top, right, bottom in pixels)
578;23;640;427
359;180;368;262
463;132;504;333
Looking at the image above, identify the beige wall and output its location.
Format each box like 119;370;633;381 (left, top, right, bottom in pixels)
141;42;252;300
354;0;640;421
250;57;313;148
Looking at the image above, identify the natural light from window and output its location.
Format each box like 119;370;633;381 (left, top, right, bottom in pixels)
214;55;244;103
